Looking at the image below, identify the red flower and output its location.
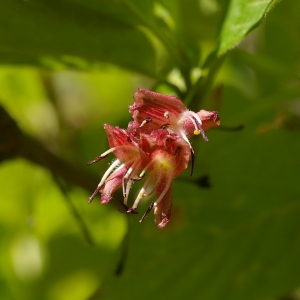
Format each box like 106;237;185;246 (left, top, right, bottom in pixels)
128;88;220;142
88;88;220;228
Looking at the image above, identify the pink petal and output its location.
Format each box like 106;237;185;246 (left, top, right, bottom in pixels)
154;185;172;228
172;140;191;176
197;110;220;130
101;167;126;204
183;110;220;137
129;88;186;133
104;124;140;163
104;124;133;148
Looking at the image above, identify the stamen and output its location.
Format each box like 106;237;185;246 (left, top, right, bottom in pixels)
138;159;156;179
188;115;201;135
87;154;109;165
118;201;139;214
88;184;104;204
188;111;209;141
87;145;136;165
191;111;202;126
199;126;209;141
132;175;154;209
132;189;146;209
179;129;193;149
142;173;162;198
132;175;143;181
124;179;134;205
127;207;139;214
180;111;209;141
139;117;152;128
160;123;170;129
123;159;141;204
122;175;126;198
98;159;121;188
139;202;154;223
119;200;129;210
89;155;126;204
124;159;140;180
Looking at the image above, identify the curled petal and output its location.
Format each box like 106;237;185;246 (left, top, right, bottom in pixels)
101;167;127;204
183;110;220;137
104;124;140;163
129;88;185;133
104;124;133;147
197;110;220;130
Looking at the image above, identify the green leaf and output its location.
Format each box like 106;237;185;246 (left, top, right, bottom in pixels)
0;0;157;76
69;0;155;27
218;0;279;55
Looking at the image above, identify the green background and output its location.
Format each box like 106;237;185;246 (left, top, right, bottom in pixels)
1;1;300;299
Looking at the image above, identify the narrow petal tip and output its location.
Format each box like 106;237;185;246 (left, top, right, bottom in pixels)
197;110;220;130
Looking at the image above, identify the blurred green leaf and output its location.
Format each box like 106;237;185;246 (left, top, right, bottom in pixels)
218;0;278;55
0;0;157;76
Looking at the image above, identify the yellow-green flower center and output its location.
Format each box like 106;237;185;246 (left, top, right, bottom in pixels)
151;152;175;173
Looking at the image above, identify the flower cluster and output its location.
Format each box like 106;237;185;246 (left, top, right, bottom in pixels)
88;88;220;228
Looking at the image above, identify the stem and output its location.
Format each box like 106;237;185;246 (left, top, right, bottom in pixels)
152;80;184;99
54;177;95;246
185;54;227;110
0;104;113;203
124;0;191;89
20;134;98;192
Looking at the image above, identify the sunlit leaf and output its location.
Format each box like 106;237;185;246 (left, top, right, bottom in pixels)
218;0;279;55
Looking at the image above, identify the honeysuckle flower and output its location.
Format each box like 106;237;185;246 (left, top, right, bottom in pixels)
88;88;220;228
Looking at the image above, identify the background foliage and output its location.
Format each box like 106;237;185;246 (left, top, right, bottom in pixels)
1;0;300;299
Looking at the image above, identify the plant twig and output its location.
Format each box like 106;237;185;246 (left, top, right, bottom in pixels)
185;54;226;110
0;104;101;196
